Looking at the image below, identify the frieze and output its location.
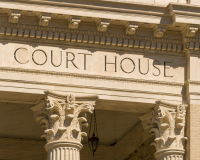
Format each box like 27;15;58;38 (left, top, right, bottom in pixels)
0;41;187;89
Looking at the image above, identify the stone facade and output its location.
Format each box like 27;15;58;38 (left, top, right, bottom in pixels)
0;0;200;160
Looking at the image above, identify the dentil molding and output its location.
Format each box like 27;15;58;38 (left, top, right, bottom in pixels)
139;101;187;160
0;22;185;54
1;3;200;53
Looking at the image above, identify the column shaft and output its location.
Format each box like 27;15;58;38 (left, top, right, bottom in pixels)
48;147;80;160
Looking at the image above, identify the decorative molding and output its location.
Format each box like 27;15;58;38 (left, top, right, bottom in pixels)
125;22;138;35
30;91;98;160
153;25;166;38
38;14;52;27
8;10;21;23
30;91;98;143
186;80;200;86
185;25;199;38
68;17;81;29
0;67;184;87
139;101;187;160
97;20;110;32
0;23;185;54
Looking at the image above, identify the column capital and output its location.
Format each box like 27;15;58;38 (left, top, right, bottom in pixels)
139;101;187;160
30;91;98;160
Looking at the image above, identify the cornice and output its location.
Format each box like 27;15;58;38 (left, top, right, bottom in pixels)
0;0;168;18
1;1;200;56
0;23;186;57
169;2;200;8
6;0;167;14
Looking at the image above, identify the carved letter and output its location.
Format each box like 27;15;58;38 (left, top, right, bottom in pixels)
164;61;173;77
152;60;160;76
66;52;79;69
51;51;62;67
32;49;47;65
120;58;135;73
78;53;92;70
139;59;149;75
105;56;117;72
14;48;29;64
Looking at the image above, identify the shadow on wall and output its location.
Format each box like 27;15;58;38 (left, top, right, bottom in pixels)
124;136;156;160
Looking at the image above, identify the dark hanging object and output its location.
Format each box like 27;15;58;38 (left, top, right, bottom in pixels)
88;109;99;157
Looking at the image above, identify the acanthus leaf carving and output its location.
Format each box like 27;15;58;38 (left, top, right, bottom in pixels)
139;101;187;160
30;91;98;144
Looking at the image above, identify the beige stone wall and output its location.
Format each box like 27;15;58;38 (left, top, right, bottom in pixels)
187;104;200;160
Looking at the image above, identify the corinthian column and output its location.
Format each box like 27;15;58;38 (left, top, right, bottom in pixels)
30;91;98;160
139;101;187;160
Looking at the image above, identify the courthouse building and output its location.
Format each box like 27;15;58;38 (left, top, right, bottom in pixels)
0;0;200;160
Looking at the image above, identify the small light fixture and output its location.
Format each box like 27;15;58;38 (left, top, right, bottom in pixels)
88;109;99;157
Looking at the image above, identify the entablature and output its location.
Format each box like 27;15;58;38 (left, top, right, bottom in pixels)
0;1;200;54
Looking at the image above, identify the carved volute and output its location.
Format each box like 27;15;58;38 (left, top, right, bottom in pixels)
139;101;187;160
30;91;98;160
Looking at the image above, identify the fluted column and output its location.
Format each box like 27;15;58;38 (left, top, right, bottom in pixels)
139;101;187;160
30;91;98;160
